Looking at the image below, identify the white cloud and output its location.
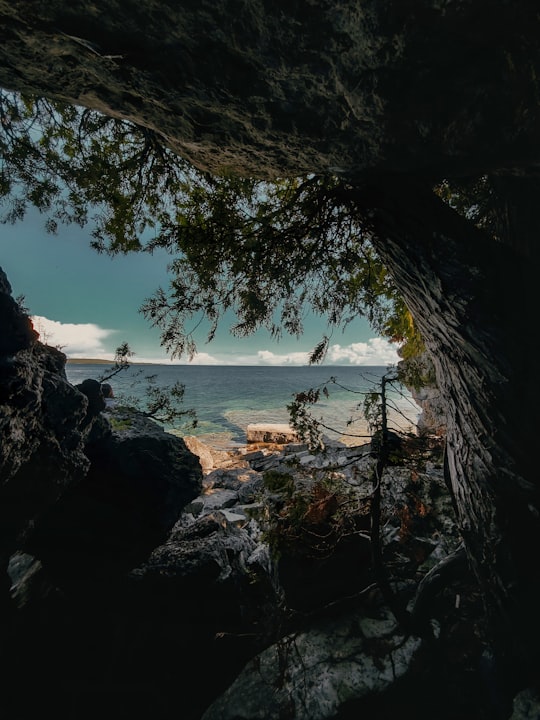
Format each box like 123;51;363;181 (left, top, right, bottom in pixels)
150;350;312;366
31;315;116;358
177;339;400;366
256;349;312;365
182;352;226;366
30;317;401;368
123;351;234;366
326;338;401;366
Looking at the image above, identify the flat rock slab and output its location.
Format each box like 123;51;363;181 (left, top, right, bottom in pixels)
246;423;299;444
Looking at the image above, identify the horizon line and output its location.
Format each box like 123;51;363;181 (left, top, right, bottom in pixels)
66;357;396;368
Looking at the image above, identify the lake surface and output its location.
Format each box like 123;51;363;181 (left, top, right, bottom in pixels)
66;363;420;449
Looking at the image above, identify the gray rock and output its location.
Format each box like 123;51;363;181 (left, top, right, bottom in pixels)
23;406;203;592
131;511;281;618
219;507;249;527
510;688;540;720
0;266;38;356
398;354;447;436
202;606;422;720
192;488;239;516
246;423;299;444
7;551;61;610
87;408;203;528
184;434;242;471
206;467;262;492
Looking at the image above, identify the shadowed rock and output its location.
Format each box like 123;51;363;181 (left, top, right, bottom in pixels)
23;408;203;593
0;4;539;178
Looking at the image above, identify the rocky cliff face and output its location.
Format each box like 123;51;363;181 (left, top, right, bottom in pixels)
412;382;448;437
0;2;539;179
0;265;203;600
399;353;447;437
1;263;208;718
0;267;90;571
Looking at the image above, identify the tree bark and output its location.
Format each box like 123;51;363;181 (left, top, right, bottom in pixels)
361;177;540;685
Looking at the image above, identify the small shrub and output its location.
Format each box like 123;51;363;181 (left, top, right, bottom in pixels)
109;416;132;431
262;470;295;496
260;472;370;562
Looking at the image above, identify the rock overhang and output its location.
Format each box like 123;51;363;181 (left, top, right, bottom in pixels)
0;2;539;180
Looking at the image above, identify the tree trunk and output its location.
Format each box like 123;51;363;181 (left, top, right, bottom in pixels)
362;177;540;686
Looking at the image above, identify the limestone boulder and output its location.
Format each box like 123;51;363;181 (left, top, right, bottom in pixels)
130;511;277;618
246;423;299;444
202;605;422;720
183;434;243;471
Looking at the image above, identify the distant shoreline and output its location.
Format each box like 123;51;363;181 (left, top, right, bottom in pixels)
67;358;111;365
66;358;392;368
67;358;157;365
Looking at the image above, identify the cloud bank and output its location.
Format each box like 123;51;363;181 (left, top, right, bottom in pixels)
326;338;400;366
31;316;401;367
31;315;116;358
184;338;400;366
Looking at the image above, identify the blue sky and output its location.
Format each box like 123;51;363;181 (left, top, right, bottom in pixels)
1;207;401;366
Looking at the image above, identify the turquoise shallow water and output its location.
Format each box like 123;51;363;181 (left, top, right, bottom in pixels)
65;363;420;449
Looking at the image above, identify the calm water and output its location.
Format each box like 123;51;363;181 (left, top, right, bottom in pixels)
65;363;420;449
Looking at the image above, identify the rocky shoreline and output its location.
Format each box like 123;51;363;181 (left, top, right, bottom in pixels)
2;265;535;719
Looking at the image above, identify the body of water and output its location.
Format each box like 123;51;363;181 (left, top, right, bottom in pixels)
65;363;420;449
